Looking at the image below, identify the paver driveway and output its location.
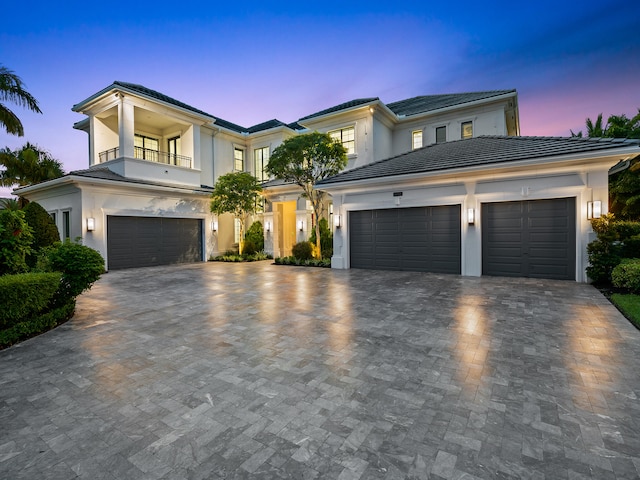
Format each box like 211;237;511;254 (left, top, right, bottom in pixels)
1;262;640;479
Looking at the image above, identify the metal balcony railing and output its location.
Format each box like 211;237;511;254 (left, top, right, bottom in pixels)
98;146;192;169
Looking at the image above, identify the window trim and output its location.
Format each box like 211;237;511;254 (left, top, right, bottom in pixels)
234;147;245;172
254;145;270;182
435;125;447;144
62;210;71;240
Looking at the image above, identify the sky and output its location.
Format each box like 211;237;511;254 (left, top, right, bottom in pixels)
1;0;639;197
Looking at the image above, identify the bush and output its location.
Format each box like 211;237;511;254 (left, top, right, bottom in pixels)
274;256;331;268
292;241;314;261
23;202;60;267
0;209;33;275
210;251;272;262
0;300;75;349
245;221;264;252
309;217;333;259
612;259;640;293
38;241;105;306
0;272;62;329
242;238;258;256
587;215;640;284
586;239;623;284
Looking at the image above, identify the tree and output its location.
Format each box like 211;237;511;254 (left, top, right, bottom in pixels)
0;209;33;275
0;65;42;136
0;143;64;190
23;201;60;267
210;172;263;254
266;132;347;258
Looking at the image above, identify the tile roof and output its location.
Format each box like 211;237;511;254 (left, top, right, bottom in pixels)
298;98;379;122
386;90;516;117
68;167;214;192
246;119;288;134
317;136;640;186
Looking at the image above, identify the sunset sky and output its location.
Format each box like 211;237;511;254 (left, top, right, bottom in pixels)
1;0;639;196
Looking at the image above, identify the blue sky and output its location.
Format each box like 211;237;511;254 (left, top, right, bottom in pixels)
1;0;639;196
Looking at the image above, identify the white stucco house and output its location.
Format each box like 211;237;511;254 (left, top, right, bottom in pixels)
13;81;640;281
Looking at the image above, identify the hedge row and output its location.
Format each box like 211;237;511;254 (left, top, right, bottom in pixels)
0;272;62;328
274;256;331;268
0;300;75;348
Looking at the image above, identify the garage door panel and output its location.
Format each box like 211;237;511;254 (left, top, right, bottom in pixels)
482;198;575;280
350;205;460;273
107;216;202;270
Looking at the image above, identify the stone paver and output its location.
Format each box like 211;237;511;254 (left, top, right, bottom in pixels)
1;262;640;479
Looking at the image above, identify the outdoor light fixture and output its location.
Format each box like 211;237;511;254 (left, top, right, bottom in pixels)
299;220;305;232
329;204;333;215
265;221;271;233
211;219;218;232
587;201;602;220
334;215;342;229
86;217;95;231
467;208;475;225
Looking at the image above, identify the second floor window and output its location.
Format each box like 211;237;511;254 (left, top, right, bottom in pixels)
168;136;181;156
412;130;423;150
135;134;159;160
461;121;473;139
436;126;446;144
329;126;355;155
254;146;270;182
234;148;244;171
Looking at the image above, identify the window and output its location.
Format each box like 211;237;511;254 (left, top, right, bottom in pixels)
329;126;355;155
234;218;241;244
436;126;446;144
168;135;181;155
461;121;473;139
254;146;270;182
234;148;244;171
62;211;70;240
412;130;423;150
135;134;159;161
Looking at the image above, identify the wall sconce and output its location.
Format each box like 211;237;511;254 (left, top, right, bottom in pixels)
86;217;95;231
265;221;271;233
329;204;333;215
467;208;475;225
299;220;305;232
334;215;342;229
211;219;218;232
587;201;602;220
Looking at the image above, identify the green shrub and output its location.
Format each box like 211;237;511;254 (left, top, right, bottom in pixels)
612;259;640;293
0;300;75;349
274;256;330;267
244;221;264;252
211;251;272;262
586;239;623;284
0;272;62;328
587;215;640;284
38;241;104;306
292;241;313;261
309;217;333;259
242;238;258;256
0;209;34;275
23;202;60;267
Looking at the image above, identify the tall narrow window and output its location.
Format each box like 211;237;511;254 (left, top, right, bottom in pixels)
234;148;244;171
135;134;159;161
461;121;473;139
62;211;70;240
254;146;270;182
436;126;447;144
329;126;355;155
412;130;423;150
168;136;181;165
234;218;241;244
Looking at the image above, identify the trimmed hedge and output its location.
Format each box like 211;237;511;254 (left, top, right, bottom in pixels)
612;259;640;293
292;241;314;261
274;256;331;268
0;300;75;349
0;272;62;329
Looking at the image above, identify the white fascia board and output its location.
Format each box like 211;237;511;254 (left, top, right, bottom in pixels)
317;147;638;194
15;175;211;198
299;100;382;128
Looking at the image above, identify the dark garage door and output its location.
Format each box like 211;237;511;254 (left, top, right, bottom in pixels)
107;216;203;270
482;198;575;280
349;205;461;273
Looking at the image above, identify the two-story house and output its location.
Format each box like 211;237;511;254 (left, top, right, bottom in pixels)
14;82;640;281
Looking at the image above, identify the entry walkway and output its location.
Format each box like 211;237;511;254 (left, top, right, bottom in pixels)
1;262;639;479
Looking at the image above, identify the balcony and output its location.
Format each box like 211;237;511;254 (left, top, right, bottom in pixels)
98;147;192;169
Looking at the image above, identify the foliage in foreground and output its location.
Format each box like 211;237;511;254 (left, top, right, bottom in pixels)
0;208;33;275
210;251;272;262
610;293;640;329
0;272;61;329
0;301;75;349
612;259;640;294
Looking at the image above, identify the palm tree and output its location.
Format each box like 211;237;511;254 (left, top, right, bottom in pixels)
585;113;607;138
0;143;64;188
0;65;42;136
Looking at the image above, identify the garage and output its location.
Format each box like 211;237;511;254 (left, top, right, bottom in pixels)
349;205;461;273
107;216;203;270
482;198;576;280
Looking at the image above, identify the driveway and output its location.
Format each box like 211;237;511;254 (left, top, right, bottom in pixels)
1;262;639;479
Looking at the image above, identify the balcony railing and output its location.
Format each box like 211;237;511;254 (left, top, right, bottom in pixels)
98;146;192;169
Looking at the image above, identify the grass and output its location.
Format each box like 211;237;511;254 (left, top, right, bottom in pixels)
610;293;640;329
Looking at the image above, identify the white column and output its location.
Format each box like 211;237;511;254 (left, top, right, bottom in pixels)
118;98;135;158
